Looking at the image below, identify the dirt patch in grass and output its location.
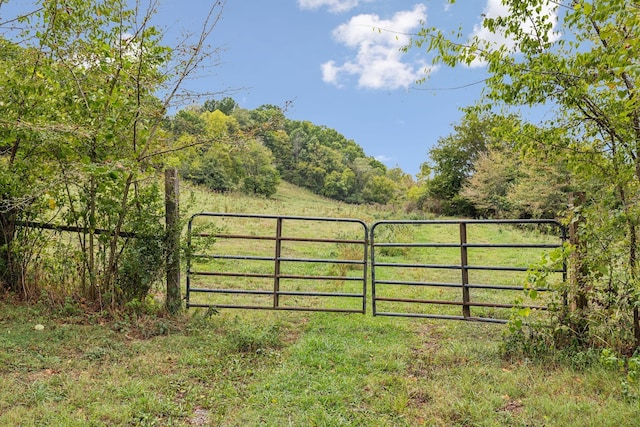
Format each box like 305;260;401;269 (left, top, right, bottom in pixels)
187;407;210;426
498;398;524;413
25;368;59;382
281;315;309;345
407;322;443;378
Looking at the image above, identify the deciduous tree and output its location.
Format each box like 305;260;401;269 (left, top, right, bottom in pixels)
408;0;640;351
0;0;225;307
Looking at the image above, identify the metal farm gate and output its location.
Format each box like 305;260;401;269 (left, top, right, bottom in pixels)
187;213;368;313
187;214;566;323
370;219;566;323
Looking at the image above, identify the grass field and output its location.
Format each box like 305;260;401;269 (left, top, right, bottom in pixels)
1;182;638;426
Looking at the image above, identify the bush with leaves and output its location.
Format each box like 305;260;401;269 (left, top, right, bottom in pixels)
407;0;640;350
0;0;225;309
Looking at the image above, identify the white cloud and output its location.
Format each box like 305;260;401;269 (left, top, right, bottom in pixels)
375;154;392;162
321;4;434;90
469;0;560;67
297;0;371;13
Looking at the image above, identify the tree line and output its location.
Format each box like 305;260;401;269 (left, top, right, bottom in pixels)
410;111;572;220
170;97;575;222
167;98;413;205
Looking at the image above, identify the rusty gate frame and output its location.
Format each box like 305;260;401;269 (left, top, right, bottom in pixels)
370;219;567;323
186;213;369;313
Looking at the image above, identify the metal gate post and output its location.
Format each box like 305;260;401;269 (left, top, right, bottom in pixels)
370;225;377;316
459;222;471;318
186;218;193;308
273;218;283;308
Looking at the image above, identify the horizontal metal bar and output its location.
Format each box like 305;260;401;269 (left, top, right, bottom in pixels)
276;291;363;298
191;212;368;226
374;312;467;320
191;255;365;265
371;219;563;226
278;274;363;281
16;220;140;238
373;242;562;249
373;262;461;269
373;280;551;292
374;263;562;273
186;303;363;314
464;243;563;249
373;312;508;324
190;271;364;281
188;288;272;295
375;296;546;310
374;280;463;288
280;236;366;244
196;233;274;240
190;271;273;279
373;242;460;248
469;265;529;272
466;265;564;273
376;297;462;306
470;301;547;310
188;288;363;298
467;283;552;291
194;233;366;245
191;254;274;262
278;257;365;265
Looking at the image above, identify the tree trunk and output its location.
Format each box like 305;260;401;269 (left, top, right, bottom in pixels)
629;220;640;350
0;209;20;293
165;168;181;314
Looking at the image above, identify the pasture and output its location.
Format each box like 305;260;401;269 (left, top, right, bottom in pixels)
0;182;637;426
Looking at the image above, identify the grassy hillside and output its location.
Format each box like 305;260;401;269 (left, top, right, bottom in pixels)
1;183;638;426
184;180;377;219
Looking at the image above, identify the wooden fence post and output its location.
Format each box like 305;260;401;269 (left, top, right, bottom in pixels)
165;168;181;314
569;192;587;312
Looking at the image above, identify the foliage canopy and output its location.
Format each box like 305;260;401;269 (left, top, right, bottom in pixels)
0;0;224;307
408;0;640;352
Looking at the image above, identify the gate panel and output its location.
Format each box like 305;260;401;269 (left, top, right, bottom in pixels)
371;219;566;323
187;213;368;313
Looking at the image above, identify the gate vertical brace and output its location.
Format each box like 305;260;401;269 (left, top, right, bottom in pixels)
362;225;368;314
273;218;283;308
560;224;568;312
186;218;193;309
459;222;471;318
370;226;376;316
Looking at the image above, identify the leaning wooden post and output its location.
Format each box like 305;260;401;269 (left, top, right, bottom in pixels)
165;168;181;314
568;192;586;313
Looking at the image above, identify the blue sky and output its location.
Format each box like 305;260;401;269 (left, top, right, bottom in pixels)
1;0;559;176
153;0;503;176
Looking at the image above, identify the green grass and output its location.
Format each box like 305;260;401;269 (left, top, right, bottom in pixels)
1;181;639;426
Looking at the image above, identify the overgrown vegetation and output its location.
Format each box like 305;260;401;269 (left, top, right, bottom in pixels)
407;0;640;355
0;0;223;308
1;173;639;425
